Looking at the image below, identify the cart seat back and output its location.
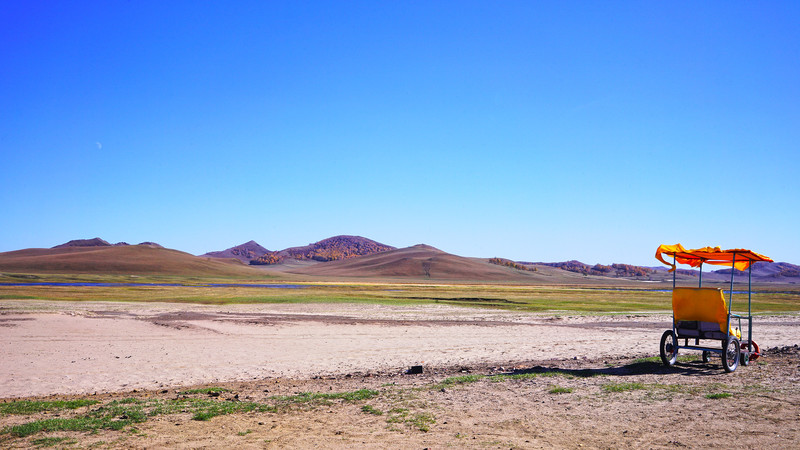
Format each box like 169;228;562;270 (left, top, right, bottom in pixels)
672;287;738;338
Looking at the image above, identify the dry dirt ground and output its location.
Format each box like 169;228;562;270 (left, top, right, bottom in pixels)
1;301;799;448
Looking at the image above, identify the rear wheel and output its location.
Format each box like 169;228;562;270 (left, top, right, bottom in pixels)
722;337;740;373
660;330;678;366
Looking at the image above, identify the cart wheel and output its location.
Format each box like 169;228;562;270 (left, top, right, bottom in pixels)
722;337;740;373
702;350;711;363
660;330;678;366
739;341;755;366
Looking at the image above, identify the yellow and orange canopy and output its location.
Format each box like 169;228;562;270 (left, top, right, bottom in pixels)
655;244;773;272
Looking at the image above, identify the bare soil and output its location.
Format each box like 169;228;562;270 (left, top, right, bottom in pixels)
1;301;798;448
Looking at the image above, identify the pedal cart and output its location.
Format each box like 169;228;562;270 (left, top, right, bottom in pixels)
655;244;773;373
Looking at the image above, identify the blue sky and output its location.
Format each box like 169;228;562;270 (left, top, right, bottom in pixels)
1;1;798;266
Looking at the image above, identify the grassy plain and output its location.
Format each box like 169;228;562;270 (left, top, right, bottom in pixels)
2;272;798;313
2;350;798;448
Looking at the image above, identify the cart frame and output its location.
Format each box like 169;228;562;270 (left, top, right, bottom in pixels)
655;245;773;373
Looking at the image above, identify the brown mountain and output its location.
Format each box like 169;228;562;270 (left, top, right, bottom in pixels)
201;240;270;264
0;244;265;277
284;244;557;281
52;238;113;248
250;235;395;265
52;238;163;249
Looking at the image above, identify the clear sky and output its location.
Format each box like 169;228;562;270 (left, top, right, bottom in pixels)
1;1;798;266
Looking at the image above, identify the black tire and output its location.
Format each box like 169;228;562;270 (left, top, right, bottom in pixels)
702;350;711;363
722;337;740;373
740;341;751;366
740;352;750;366
660;330;678;366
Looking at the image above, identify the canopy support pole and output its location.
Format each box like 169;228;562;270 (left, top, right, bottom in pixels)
672;254;676;290
726;251;736;339
748;261;753;353
672;254;677;337
699;261;703;287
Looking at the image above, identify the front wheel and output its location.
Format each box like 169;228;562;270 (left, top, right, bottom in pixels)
660;330;678;366
740;352;750;366
722;337;740;373
739;342;752;367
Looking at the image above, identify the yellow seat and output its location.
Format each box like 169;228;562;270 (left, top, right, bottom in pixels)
672;287;740;339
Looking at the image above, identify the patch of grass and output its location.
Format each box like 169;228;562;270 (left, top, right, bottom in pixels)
361;405;383;415
237;429;253;436
1;398;278;436
705;392;732;399
0;294;38;299
2;390;378;437
4;416;130;437
384;407;435;432
190;401;276;421
409;412;436;432
192;410;218;421
632;356;661;364
0;399;99;415
31;436;78;448
434;369;588;389
271;389;379;405
385;407;409;424
3;274;798;312
489;370;593;382
602;382;645;393
548;386;573;394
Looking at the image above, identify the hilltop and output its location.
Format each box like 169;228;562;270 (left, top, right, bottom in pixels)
52;238;164;249
201;240;270;264
248;235;395;265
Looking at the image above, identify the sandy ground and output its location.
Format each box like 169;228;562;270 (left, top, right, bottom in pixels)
1;301;799;448
1;300;799;398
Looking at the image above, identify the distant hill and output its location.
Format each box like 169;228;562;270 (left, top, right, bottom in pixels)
52;238;163;249
53;238;113;248
250;235;395;265
0;244;265;277
533;260;654;278
3;236;796;284
285;244;555;281
201;240;270;264
709;262;800;281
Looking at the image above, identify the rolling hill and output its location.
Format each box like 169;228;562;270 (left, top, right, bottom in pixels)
0;244;266;277
282;244;585;283
1;236;795;284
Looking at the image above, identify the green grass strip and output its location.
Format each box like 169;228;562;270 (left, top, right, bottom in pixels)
0;399;99;415
270;389;379;404
705;392;732;399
